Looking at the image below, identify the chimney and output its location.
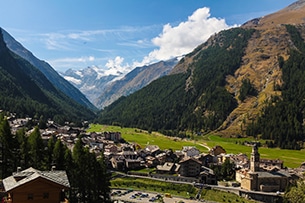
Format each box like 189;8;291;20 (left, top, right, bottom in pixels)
17;167;22;173
51;166;56;171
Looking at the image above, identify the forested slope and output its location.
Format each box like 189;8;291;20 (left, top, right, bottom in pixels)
98;2;305;150
98;28;255;133
0;30;94;123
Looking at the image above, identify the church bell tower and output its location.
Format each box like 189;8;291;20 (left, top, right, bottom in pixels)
250;144;260;172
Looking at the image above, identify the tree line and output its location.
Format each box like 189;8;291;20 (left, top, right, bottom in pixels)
0;114;111;203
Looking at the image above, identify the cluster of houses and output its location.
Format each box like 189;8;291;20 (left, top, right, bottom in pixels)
7;116;305;194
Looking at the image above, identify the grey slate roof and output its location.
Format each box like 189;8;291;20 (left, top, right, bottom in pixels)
3;167;70;192
251;170;291;178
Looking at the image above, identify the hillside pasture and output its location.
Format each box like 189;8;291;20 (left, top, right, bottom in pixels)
88;124;304;168
88;124;209;152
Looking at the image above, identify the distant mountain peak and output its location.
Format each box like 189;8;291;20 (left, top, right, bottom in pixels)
1;27;96;111
0;29;95;121
62;58;178;108
286;0;305;11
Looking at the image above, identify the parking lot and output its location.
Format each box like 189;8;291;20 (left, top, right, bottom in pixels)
111;189;208;203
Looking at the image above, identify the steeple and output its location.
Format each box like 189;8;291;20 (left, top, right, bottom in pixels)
250;144;260;172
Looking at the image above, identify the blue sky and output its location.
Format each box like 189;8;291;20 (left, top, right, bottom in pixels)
0;0;296;73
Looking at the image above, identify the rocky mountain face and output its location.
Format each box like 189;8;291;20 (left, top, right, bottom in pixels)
218;0;305;135
95;58;178;108
98;0;305;141
61;66;119;108
62;58;178;109
1;28;96;111
171;0;305;136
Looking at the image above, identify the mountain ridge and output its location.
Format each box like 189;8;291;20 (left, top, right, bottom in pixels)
97;1;305;149
1;28;96;111
62;58;178;109
0;29;94;122
95;58;178;108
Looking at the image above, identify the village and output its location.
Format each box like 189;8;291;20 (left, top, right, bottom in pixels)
6;115;305;202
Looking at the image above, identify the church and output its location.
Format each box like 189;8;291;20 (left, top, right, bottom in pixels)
236;144;292;192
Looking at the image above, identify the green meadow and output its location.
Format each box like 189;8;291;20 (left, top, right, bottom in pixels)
88;124;209;152
88;124;304;168
206;135;305;168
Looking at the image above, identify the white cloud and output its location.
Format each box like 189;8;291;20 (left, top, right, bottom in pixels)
104;56;132;76
88;56;95;61
50;56;96;63
39;27;151;51
43;33;72;50
37;7;234;73
137;7;231;66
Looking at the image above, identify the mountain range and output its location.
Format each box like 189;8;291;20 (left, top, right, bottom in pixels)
61;58;178;109
0;28;95;122
97;0;305;149
1;28;96;111
1;0;305;149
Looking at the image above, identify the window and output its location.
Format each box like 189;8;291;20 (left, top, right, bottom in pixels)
43;193;49;199
27;194;33;200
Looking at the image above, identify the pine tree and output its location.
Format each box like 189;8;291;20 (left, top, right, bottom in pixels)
0;117;16;178
15;128;30;169
70;138;111;203
46;137;55;169
52;139;66;170
97;154;111;203
27;126;45;170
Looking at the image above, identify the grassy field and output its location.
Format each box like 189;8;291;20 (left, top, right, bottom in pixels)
206;135;305;168
88;124;304;168
111;177;256;203
88;124;210;152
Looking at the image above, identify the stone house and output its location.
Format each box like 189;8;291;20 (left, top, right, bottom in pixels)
179;157;202;177
144;145;160;156
145;156;159;168
125;158;142;170
182;146;200;158
110;156;125;170
197;153;215;167
103;132;121;142
156;162;180;174
209;145;226;156
260;158;284;170
111;150;141;170
104;144;118;153
230;153;249;169
199;166;217;185
155;152;167;165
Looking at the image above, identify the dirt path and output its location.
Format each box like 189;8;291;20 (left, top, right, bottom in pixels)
199;143;211;151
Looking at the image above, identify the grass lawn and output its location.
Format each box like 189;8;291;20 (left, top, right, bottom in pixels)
111;177;256;203
88;124;304;168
